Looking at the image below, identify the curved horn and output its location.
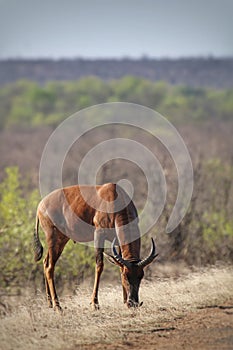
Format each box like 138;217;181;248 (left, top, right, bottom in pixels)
111;238;130;268
137;238;158;268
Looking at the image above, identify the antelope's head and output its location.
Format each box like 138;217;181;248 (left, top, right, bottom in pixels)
105;238;158;308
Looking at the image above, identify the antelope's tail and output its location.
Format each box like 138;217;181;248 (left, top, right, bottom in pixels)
33;215;43;262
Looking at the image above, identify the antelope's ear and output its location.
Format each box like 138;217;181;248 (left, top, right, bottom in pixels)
103;252;123;267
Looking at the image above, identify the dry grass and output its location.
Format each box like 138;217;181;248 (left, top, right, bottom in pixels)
0;265;233;350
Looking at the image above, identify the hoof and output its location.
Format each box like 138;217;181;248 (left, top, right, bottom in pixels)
46;296;53;308
90;302;100;311
54;304;63;314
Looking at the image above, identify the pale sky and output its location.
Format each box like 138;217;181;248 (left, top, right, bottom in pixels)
0;0;232;59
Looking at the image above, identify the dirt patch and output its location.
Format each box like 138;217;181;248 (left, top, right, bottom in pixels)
81;303;233;350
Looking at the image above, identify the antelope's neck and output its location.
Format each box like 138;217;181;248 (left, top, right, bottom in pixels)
121;239;141;261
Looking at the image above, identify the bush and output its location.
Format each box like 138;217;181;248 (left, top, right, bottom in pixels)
167;158;233;265
0;167;39;291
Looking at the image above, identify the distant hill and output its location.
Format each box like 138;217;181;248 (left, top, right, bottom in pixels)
0;57;233;88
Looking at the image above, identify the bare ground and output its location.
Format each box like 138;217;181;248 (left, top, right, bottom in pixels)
0;266;233;350
81;304;233;350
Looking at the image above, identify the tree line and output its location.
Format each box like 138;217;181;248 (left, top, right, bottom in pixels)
1;58;233;88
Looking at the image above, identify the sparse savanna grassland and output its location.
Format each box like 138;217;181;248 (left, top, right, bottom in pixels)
1;77;233;349
0;266;233;350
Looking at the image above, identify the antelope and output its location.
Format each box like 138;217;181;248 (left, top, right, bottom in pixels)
33;183;158;311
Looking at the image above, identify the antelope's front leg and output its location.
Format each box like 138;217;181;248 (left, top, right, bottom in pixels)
122;279;128;305
91;229;105;310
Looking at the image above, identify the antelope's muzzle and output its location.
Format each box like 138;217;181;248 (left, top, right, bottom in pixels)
126;299;143;308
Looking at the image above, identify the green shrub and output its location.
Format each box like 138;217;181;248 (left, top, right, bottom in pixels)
0;167;39;290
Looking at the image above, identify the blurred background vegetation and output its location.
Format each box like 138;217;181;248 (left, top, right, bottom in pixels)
1;77;233;130
0;74;233;295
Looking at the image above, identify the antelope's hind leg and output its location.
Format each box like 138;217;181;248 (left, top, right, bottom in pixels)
43;252;53;308
43;226;69;312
